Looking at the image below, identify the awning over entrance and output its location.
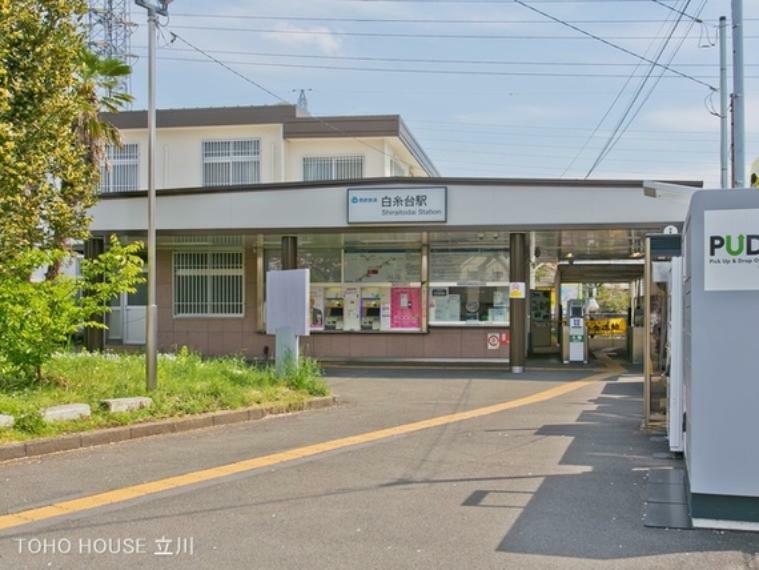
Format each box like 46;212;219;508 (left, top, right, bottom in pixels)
89;177;702;234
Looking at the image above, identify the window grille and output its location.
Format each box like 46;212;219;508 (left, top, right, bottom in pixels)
100;143;139;192
160;235;244;248
303;155;364;181
173;251;244;316
202;139;260;187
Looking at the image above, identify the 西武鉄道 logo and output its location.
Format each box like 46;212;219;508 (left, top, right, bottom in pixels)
709;234;759;256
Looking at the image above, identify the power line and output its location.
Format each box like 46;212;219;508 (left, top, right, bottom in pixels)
596;0;716;171
559;0;681;176
166;31;420;172
408;118;725;136
404;126;728;143
170;12;749;25
427;146;715;166
310;86;711;96
401;120;759;139
168;34;283;102
168;24;751;42
147;53;732;81
345;0;692;3
583;0;693;177
650;0;702;23
585;0;706;177
593;2;712;171
510;0;715;90
421;137;719;154
137;45;747;68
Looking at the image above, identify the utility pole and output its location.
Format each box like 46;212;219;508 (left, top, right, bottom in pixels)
731;0;746;188
719;16;729;189
135;0;171;391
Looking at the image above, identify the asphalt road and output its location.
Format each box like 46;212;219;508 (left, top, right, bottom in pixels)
0;363;757;569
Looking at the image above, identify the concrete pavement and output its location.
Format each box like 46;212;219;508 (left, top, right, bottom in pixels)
0;363;756;568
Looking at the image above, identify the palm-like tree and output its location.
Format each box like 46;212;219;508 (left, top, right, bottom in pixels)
75;50;133;177
44;50;133;280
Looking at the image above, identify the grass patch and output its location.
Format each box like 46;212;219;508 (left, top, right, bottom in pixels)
0;348;328;443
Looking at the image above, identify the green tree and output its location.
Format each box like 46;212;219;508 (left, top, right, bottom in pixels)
45;51;133;279
0;237;144;383
0;1;142;381
0;0;131;274
593;284;630;314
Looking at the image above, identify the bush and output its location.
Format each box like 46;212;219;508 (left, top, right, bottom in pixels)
0;349;329;441
0;237;144;383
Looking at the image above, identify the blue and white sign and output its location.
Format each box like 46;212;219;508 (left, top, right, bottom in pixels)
347;186;447;224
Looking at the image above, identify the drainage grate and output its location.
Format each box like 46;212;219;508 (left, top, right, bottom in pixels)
643;469;692;529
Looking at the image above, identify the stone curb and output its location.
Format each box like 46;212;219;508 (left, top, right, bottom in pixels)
0;396;337;463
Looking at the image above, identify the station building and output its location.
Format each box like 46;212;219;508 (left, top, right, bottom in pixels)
89;104;701;367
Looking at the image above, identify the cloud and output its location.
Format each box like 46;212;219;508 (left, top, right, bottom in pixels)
262;23;342;55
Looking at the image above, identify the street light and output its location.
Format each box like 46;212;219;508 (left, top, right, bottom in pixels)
135;0;171;16
134;0;171;390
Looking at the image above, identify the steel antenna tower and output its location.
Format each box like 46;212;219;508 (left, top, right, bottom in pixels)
87;0;136;98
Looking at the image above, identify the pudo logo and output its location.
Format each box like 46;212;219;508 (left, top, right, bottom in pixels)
709;234;759;257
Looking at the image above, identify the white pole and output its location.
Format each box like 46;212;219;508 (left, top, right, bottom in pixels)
731;0;746;188
719;16;729;189
145;7;158;390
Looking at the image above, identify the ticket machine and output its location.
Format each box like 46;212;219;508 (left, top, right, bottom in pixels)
563;299;588;364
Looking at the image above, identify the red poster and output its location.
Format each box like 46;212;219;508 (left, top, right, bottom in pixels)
390;287;421;329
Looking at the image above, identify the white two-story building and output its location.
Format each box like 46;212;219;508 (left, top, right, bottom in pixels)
99;103;437;193
91;103;699;366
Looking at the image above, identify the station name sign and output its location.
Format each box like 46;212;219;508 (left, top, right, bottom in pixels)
347;186;447;224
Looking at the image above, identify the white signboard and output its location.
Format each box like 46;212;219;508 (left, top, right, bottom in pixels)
347;187;447;224
704;209;759;291
266;269;310;336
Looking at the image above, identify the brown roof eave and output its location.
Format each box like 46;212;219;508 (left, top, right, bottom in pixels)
100;104;298;129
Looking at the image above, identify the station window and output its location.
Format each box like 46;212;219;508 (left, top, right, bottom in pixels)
265;248;342;283
100;143;139;193
173;251;245;317
202;139;261;187
264;245;422;332
428;248;510;326
303;155;364;181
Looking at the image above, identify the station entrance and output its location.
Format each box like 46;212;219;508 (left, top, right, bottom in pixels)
91;176;697;370
526;229;650;367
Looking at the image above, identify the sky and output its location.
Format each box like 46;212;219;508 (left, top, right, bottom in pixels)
122;0;758;186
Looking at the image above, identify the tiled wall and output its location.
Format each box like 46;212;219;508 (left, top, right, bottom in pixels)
157;250;510;360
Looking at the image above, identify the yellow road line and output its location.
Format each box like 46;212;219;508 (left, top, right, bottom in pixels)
0;363;621;532
325;363;601;373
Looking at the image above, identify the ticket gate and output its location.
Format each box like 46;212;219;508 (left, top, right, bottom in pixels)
562;299;588;364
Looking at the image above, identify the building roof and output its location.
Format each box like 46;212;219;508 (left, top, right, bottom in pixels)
97;175;703;199
100;104;439;177
90;176;704;235
101;104;297;129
